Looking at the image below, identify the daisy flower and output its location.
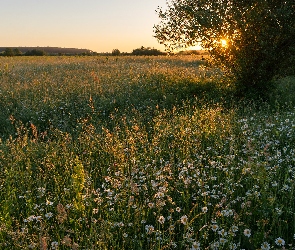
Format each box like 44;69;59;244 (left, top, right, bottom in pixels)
229;243;238;250
218;229;227;237
211;223;219;232
180;215;188;225
191;241;200;250
211;241;220;250
275;237;285;246
261;242;270;250
231;225;239;233
243;228;251;237
45;212;53;219
46;200;53;206
51;241;58;249
219;238;227;245
145;225;154;234
158;215;165;224
169;224;175;232
202;206;208;213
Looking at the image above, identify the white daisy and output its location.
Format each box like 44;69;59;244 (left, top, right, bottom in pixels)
261;242;270;250
180;215;188;225
202;206;208;213
211;223;219;232
243;228;251;237
275;237;285;246
158;215;165;224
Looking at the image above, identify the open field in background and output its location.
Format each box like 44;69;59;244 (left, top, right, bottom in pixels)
0;56;294;249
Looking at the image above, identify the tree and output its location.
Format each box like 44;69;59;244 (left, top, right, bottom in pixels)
3;48;14;57
13;48;22;56
154;0;295;97
25;49;46;56
112;49;121;56
132;46;166;56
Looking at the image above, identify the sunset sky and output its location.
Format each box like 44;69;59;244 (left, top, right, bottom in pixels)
0;0;167;53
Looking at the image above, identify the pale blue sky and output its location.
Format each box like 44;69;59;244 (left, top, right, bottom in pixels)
0;0;167;52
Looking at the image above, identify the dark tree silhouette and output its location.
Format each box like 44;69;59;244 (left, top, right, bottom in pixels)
3;48;14;57
25;49;46;56
112;49;121;56
132;46;166;56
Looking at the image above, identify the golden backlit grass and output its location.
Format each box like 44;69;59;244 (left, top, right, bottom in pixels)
0;56;294;249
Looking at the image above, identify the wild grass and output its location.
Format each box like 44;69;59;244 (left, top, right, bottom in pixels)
0;55;294;249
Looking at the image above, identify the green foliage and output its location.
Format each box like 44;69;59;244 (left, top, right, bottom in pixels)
154;0;295;97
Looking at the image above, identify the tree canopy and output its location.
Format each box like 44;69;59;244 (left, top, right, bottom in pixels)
25;49;46;56
112;49;121;56
3;48;14;57
154;0;295;97
132;46;166;56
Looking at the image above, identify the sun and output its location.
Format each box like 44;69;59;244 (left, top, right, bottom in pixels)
220;39;228;47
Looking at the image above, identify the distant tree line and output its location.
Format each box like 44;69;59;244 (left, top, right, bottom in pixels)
1;48;23;56
109;47;167;56
131;46;166;56
110;47;208;56
1;46;205;57
0;48;47;56
0;47;95;56
24;49;47;56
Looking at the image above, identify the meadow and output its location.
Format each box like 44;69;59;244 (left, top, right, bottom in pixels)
0;55;294;249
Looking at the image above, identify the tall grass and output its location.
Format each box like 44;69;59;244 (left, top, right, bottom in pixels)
0;56;294;249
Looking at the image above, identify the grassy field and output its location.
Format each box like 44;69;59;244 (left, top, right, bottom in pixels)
0;55;294;249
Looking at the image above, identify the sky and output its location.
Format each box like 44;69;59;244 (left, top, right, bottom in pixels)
0;0;167;53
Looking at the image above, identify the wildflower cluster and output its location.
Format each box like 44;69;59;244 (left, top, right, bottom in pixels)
0;56;294;249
